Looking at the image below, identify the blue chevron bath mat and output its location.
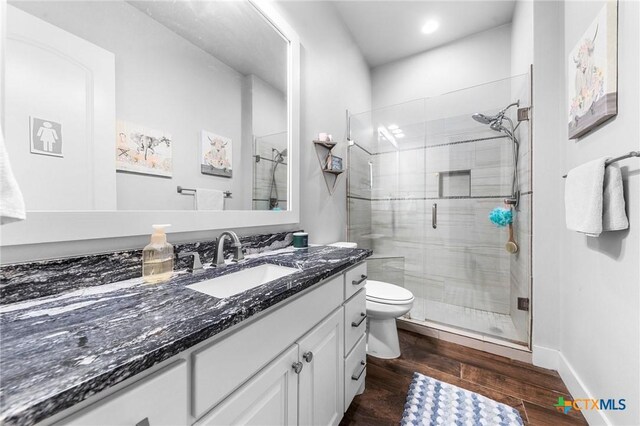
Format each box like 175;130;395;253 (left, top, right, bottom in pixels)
401;372;524;426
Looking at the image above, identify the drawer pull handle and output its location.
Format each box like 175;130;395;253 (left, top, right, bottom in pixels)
352;274;367;285
303;351;313;363
351;361;366;381
136;418;150;426
292;361;303;374
351;313;367;327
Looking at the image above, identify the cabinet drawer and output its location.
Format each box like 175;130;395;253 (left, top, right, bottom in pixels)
56;361;188;426
344;288;366;354
344;335;366;412
192;275;343;419
344;262;367;301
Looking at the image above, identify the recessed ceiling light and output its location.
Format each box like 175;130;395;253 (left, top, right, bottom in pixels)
396;133;405;138
388;124;399;130
392;129;402;134
421;19;439;35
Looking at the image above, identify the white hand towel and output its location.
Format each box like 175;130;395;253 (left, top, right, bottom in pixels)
565;157;607;236
195;188;224;210
0;134;26;224
602;163;629;232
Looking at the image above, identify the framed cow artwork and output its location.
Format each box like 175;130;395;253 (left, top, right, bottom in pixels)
201;130;233;178
567;0;618;140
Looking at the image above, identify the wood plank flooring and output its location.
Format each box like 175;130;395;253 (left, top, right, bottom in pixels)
341;330;587;425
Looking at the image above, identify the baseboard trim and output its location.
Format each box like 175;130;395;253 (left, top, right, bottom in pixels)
532;345;559;370
533;345;612;425
556;351;612;425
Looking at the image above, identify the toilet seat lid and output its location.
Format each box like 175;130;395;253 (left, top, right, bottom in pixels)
366;280;414;304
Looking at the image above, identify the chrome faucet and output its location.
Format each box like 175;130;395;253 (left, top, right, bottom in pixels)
215;231;244;267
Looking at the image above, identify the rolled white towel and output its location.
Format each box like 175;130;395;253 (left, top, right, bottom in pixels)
0;133;26;225
602;163;629;232
564;157;607;236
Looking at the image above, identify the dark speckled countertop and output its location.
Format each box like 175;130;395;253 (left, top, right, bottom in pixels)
0;245;371;426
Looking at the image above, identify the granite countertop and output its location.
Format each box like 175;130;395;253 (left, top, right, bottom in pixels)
0;245;371;426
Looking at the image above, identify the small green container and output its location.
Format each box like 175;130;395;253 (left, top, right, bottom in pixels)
293;232;308;248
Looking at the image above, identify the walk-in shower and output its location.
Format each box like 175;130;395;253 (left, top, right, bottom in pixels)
347;75;532;347
268;148;287;209
253;132;288;210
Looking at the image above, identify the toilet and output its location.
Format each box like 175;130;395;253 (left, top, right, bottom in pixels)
329;242;415;359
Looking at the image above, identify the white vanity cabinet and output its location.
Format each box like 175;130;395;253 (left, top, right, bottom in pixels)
342;262;368;411
51;261;367;426
56;361;188;426
195;345;300;425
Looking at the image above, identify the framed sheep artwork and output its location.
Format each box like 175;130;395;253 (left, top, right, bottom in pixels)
567;0;618;140
116;121;172;177
201;130;232;178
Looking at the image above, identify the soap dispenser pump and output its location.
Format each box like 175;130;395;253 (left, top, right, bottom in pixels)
142;224;174;284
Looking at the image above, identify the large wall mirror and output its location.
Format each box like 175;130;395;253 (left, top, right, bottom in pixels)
1;0;300;245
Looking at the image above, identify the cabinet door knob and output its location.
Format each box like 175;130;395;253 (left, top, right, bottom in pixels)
352;274;367;285
136;418;150;426
303;351;313;363
351;313;367;327
292;361;303;374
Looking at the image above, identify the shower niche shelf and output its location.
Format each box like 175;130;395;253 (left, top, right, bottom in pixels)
313;140;344;195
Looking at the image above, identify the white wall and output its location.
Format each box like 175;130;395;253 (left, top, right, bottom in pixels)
1;0;371;262
532;1;639;424
531;0;565;364
561;1;639;424
371;24;512;109
273;1;372;245
9;1;249;211
510;0;533;76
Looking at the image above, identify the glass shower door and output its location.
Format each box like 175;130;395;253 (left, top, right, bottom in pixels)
347;74;532;347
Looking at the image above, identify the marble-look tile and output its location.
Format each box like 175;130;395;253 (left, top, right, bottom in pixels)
0;246;372;426
367;256;405;286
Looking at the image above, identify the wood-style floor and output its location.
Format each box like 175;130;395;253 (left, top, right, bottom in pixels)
341;330;587;425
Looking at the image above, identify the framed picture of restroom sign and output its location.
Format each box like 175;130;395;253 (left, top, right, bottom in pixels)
567;0;618;139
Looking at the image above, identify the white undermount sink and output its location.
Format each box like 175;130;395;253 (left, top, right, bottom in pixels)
186;263;300;299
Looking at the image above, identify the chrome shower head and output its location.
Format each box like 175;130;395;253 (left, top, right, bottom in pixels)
472;113;495;125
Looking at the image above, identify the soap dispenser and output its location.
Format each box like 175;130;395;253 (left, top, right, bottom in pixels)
142;224;174;284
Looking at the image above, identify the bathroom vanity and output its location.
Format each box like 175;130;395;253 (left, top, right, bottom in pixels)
0;244;371;426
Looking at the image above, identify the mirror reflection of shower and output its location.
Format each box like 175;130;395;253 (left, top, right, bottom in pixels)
472;100;521;207
252;131;288;211
269;148;287;209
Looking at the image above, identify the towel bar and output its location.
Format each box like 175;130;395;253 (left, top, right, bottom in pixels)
177;186;232;198
562;151;640;178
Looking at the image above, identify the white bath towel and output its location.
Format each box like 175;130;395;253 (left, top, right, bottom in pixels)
565;157;607;236
602;163;629;232
565;157;628;236
195;188;224;210
0;134;26;224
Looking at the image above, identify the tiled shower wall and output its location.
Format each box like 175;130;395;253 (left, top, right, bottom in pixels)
347;75;532;344
253;132;288;210
369;136;513;315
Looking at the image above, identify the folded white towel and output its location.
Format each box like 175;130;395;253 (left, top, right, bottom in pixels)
602;163;629;232
565;157;607;236
565;157;629;236
195;188;224;210
0;134;26;225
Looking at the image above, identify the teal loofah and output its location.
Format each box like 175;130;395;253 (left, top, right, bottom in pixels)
489;207;513;227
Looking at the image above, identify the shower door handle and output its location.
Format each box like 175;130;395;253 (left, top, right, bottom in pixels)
368;161;373;189
432;203;437;229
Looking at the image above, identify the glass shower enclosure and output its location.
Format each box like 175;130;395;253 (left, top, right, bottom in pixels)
347;75;532;347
